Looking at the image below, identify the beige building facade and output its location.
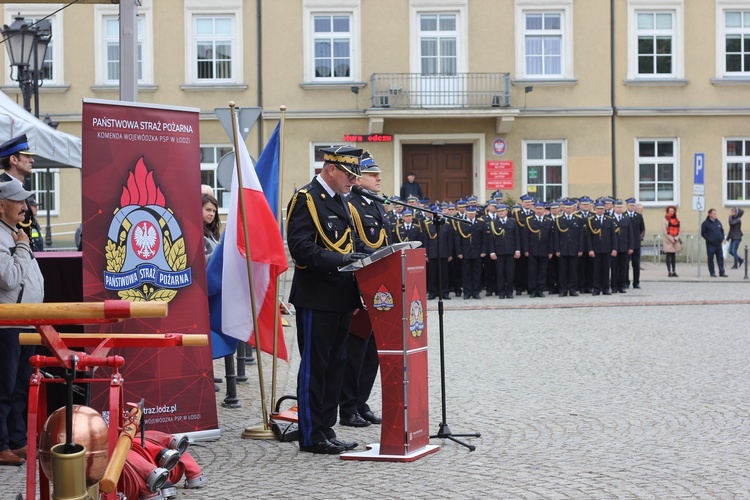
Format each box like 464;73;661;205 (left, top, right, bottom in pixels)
2;0;750;245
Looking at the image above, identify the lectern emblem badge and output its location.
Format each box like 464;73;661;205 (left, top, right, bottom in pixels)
103;157;192;302
373;284;394;311
409;285;424;338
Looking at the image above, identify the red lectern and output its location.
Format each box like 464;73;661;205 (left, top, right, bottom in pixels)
340;243;439;462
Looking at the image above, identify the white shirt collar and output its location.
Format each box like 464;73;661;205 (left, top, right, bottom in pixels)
316;174;336;197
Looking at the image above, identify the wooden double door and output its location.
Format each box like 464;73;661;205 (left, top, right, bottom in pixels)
402;144;472;202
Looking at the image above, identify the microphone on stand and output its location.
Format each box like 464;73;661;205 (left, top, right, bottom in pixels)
351;185;390;204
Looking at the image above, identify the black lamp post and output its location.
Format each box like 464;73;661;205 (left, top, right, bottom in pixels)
42;114;58;248
2;15;51;116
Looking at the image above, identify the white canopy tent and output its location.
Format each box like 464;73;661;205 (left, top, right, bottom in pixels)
0;90;81;168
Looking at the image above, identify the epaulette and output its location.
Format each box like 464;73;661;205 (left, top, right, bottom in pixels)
573;213;583;219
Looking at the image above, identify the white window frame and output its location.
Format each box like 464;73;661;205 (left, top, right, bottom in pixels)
31;168;60;217
302;0;361;83
715;0;750;78
184;0;243;85
514;0;574;80
408;0;468;75
627;0;684;80
723;137;750;205
200;144;233;213
3;4;64;86
521;139;568;201
634;138;680;207
94;1;153;86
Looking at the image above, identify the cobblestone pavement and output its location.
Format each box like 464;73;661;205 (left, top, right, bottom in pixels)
2;261;749;499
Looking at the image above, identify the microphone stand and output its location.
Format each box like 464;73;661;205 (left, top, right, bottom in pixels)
352;187;480;450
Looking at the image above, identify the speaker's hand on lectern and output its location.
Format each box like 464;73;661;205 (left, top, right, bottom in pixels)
342;252;368;264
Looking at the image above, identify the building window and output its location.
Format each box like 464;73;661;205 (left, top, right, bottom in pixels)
627;1;684;80
725;138;750;202
723;9;750;75
523;12;562;77
4;7;63;86
419;13;457;76
200;145;233;212
523;140;566;202
637;139;676;203
103;16;144;83
94;2;153;86
302;1;361;83
30;169;59;216
313;14;352;78
194;16;234;81
636;12;674;75
514;1;573;80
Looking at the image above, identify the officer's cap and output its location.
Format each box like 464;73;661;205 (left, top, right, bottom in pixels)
549;201;560;209
534;200;545;208
359;151;381;173
467;195;478;204
594;200;606;208
626;197;637;204
497;203;509;211
320;146;363;177
466;205;477;213
0;134;34;158
487;199;498;207
579;196;593;204
614;199;624;207
520;194;533;202
456;199;467;207
562;199;576;207
407;195;419;203
402;208;414;216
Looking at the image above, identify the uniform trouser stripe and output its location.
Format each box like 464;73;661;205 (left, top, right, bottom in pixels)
297;309;314;446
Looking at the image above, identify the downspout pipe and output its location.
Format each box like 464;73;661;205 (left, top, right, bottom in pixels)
610;0;617;197
257;0;264;153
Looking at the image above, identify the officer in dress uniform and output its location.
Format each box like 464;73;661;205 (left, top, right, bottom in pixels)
482;200;499;296
523;200;556;298
424;202;453;300
286;146;366;454
340;151;388;429
0;135;36;242
384;196;403;226
577;196;595;293
625;197;645;288
555;199;585;296
513;193;534;295
546;201;561;294
610;200;634;293
484;203;520;299
448;200;466;297
586;200;617;295
454;205;485;299
394;208;422;243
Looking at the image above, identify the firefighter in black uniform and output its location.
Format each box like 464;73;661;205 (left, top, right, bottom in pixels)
482;200;499;296
577;196;595;293
555;199;585;296
393;208;422;243
610;199;634;293
286;146;366;454
340;152;389;429
586;200;617;295
0;135;36;242
523;200;556;298
454;205;485;299
625;197;645;288
513;194;534;295
484;203;520;299
424;203;453;300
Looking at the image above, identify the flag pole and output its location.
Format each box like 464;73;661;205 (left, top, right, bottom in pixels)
227;102;273;439
270;105;287;412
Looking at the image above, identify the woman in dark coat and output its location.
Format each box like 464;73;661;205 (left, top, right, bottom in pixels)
727;207;744;268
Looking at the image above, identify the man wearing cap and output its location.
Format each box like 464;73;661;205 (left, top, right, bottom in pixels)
340;151;389;429
384;196;403;226
484;203;520;299
546;201;562;295
513;194;534;295
0;181;44;466
625;198;645;288
611;200;634;293
394;208;422;243
0;135;37;242
454;206;485;299
286;146;367;454
482;200;498;296
577;197;595;293
423;203;453;300
523;201;555;298
586;200;617;295
555;199;585;296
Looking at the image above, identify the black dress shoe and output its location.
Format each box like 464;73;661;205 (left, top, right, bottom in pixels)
603;290;612;295
299;440;346;454
583;288;592;294
340;413;371;427
473;295;481;299
515;290;523;296
428;294;436;300
498;294;505;299
619;289;627;293
569;291;579;297
329;438;358;451
506;293;514;299
360;410;382;424
720;273;728;277
463;296;471;300
633;284;640;289
485;291;494;297
441;294;451;300
559;291;568;297
592;291;600;296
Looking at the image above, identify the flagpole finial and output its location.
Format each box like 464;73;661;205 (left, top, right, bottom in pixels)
229;101;236;108
280;105;286;112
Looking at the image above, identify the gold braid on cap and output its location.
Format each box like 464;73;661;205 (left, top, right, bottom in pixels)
349;201;387;249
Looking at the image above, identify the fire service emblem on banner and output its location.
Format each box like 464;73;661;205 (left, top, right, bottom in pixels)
408;285;424;338
103;157;192;302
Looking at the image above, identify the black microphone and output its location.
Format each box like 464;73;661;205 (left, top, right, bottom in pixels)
351;185;390;204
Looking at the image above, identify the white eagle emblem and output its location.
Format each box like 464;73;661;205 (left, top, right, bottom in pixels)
134;221;158;259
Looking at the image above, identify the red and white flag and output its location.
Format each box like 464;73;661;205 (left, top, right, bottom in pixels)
221;122;288;360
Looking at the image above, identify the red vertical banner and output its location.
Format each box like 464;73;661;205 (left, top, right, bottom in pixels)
81;99;218;435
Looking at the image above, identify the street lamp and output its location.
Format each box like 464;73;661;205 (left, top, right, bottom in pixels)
42;114;58;248
2;15;51;116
